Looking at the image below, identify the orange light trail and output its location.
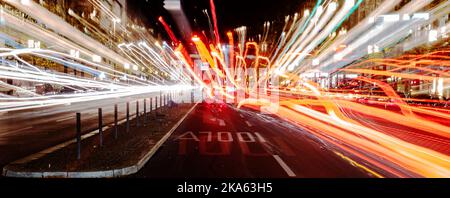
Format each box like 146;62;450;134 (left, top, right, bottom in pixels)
183;7;450;177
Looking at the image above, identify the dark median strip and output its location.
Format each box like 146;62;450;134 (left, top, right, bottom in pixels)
3;102;196;178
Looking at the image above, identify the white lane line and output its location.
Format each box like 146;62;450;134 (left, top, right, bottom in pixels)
218;119;226;126
245;121;253;127
240;114;244;118
254;132;267;143
273;155;296;177
56;116;73;123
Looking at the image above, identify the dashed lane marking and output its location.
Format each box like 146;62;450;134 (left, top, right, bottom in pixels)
218;119;226;126
273;155;296;177
245;121;253;127
254;132;267;143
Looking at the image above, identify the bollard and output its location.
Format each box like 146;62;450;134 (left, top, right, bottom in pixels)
126;102;130;133
155;96;159;115
166;94;169;107
136;100;140;127
150;98;153;115
114;104;118;139
98;108;103;147
144;98;147;126
76;112;81;160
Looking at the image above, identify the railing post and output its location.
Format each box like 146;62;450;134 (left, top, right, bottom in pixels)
136;100;140;127
76;112;81;160
144;98;147;126
114;104;118;139
155;96;158;115
126;102;130;133
98;108;103;147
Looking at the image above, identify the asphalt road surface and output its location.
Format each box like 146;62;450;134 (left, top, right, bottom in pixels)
132;102;375;178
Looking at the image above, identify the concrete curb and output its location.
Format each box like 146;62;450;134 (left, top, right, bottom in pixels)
3;103;198;178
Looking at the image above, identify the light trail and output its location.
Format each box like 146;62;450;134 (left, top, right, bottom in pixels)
0;1;197;114
182;0;450;178
2;0;450;178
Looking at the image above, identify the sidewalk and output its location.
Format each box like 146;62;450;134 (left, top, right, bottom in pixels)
2;102;198;178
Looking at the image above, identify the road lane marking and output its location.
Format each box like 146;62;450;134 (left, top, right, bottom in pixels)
218;119;226;126
273;155;296;177
176;131;200;141
237;132;256;142
199;131;213;142
334;151;383;178
245;121;253;127
254;132;267;143
177;132;267;143
56;116;73;123
218;132;233;142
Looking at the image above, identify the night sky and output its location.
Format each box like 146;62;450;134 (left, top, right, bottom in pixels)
128;0;308;42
